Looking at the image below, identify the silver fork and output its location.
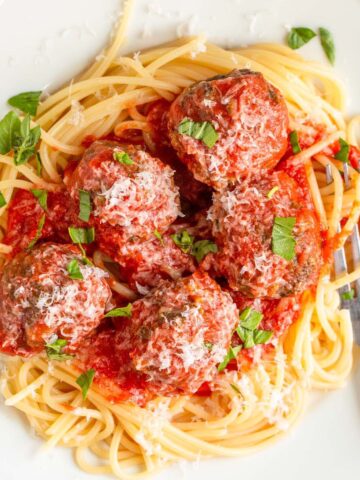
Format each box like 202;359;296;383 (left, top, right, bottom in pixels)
326;163;360;344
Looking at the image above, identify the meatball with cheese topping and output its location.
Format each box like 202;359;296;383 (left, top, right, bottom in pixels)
0;243;111;357
168;69;289;190
66;141;181;243
209;171;322;298
128;271;239;394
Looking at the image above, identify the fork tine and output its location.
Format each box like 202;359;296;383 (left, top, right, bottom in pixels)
343;162;360;296
325;164;351;300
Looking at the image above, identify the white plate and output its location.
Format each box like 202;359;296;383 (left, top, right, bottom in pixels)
0;0;360;479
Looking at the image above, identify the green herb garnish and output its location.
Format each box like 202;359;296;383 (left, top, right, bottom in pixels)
66;259;84;280
171;230;194;254
178;118;218;148
204;341;214;350
271;216;296;261
0;192;6;208
287;27;317;50
45;338;74;361
341;289;354;301
104;303;132;318
334;138;350;163
31;189;48;211
192;239;218;262
36;152;42;176
8;91;42;116
218;346;241;372
68;226;95;244
289;130;302;154
78;190;91;222
154;229;164;245
113;150;133;165
0;112;41;166
236;307;273;349
27;214;45;249
76;369;96;399
319;27;335;65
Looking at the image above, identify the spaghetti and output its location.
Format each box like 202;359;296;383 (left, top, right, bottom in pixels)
0;1;359;478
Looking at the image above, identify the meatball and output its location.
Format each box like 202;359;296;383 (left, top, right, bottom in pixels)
111;231;196;293
66;140;181;243
0;243;111;357
168;69;289;190
209;171;322;297
129;271;239;394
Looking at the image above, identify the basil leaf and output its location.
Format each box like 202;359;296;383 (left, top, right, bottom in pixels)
253;329;273;345
218;346;241;372
239;307;263;330
271;216;296;261
76;369;96;399
289;130;301;154
0;111;21;154
171;229;194;254
334;138;349;163
267;186;279;199
0;192;6;208
178;117;218;148
341;289;354;301
113;150;133;165
8;91;42;116
105;303;132;317
192;239;218;262
45;338;74;361
31;189;48;211
13;115;41;166
287;27;316;50
319;27;335;65
67;259;84;280
27;214;45;249
79;190;91;222
68;226;95;244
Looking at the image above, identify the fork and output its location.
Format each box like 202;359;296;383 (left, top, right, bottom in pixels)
326;162;360;344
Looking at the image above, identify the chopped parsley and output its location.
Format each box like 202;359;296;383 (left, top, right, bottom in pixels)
68;226;95;244
76;369;96;400
236;307;273;349
105;303;132;318
45;338;74;362
0;112;41;166
66;259;84;280
267;186;279;199
27;214;45;249
31;189;48;211
0;192;6;208
8;90;42;116
178;118;219;148
218;346;241;372
334;138;350;163
113;150;133;165
341;289;354;301
78;190;91;222
319;27;335;65
271;216;296;261
289;130;302;154
204;341;214;350
287;27;316;50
